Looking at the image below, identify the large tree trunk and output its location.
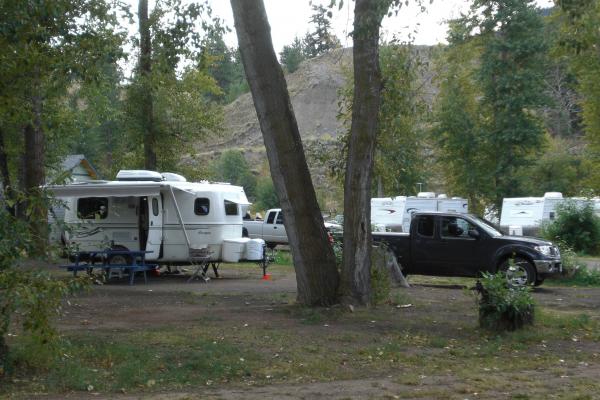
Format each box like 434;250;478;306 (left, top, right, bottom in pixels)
23;80;48;252
230;0;340;306
0;127;15;215
341;0;386;305
138;0;156;170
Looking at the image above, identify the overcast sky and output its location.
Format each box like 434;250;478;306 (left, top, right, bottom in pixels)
208;0;555;54
124;0;554;72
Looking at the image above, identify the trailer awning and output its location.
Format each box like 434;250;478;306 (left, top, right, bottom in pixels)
46;182;162;198
223;193;251;205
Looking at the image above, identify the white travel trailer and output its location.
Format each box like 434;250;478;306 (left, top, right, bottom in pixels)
48;170;255;263
499;192;586;236
371;192;468;232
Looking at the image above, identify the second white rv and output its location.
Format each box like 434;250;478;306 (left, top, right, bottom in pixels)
371;192;469;232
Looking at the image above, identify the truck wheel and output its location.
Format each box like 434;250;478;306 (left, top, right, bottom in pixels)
499;257;536;287
242;228;249;238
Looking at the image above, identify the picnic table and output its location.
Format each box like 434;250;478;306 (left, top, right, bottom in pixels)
60;249;157;285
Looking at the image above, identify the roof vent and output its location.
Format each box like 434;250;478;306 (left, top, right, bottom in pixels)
417;192;436;198
161;172;187;182
437;194;448;199
544;192;563;199
116;170;163;182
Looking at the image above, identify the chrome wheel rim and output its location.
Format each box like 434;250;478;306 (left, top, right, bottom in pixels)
505;264;528;287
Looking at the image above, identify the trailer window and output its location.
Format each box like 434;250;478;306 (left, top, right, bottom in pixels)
77;197;108;219
224;200;239;216
416;215;434;237
194;198;210;215
152;198;159;216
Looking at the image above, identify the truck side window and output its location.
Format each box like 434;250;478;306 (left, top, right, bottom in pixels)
266;212;276;224
441;217;473;239
224;200;238;216
194;198;210;215
276;212;284;225
77;197;108;219
417;216;434;237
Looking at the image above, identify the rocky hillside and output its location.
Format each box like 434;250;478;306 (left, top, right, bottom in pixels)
196;48;353;162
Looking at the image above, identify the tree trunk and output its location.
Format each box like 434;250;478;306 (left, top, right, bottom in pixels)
23;80;48;252
230;0;340;306
0;127;15;215
138;0;156;170
341;0;385;305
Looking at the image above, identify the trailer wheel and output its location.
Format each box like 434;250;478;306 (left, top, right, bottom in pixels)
108;246;132;266
499;256;536;287
242;228;249;238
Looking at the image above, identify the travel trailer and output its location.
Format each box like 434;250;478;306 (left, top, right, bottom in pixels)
47;170;262;263
499;192;590;236
371;192;468;232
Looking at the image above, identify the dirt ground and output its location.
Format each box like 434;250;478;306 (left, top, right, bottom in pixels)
34;265;600;399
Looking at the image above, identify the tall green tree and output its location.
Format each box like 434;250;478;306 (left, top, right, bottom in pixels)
280;37;307;73
555;0;600;189
303;4;341;58
128;0;224;171
0;0;125;246
376;44;427;197
211;150;257;198
435;0;549;210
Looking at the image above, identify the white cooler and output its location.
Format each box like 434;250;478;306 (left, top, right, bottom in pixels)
222;238;250;262
245;238;265;260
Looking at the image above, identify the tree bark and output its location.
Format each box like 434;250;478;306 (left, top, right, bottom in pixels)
0;127;15;215
138;0;157;170
341;0;386;305
230;0;340;306
23;77;48;251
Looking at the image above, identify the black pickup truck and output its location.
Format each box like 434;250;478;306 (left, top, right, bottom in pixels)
372;212;562;286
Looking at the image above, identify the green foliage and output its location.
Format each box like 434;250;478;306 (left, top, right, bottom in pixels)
540;200;600;254
0;207;89;377
370;246;392;306
254;177;279;211
280;37;307;73
211;150;257;198
303;4;341;58
476;272;535;332
518;135;588;196
376;44;428;196
436;0;549;209
555;0;600;188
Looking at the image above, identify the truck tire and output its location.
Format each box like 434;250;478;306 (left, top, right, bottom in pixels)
499;256;536;287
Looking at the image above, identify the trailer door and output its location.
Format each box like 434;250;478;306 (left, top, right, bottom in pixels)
146;195;163;260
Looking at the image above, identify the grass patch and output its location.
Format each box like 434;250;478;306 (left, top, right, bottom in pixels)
548;267;600;287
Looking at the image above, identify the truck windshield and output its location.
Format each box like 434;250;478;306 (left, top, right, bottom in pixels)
473;216;503;237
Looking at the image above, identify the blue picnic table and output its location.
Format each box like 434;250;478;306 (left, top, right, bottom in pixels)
60;249;157;285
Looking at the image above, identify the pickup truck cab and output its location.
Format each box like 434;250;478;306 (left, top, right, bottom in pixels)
243;209;287;248
373;212;562;286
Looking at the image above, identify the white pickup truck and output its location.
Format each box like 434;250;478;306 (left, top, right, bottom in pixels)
243;209;288;248
243;208;342;248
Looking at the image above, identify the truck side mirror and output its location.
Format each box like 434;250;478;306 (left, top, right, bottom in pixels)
468;229;480;239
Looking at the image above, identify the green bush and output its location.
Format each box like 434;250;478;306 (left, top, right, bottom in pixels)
475;272;535;332
540;200;600;255
0;207;89;377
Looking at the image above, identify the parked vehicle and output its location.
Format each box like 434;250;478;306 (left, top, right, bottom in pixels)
243;208;287;248
47;170;264;263
372;212;562;286
499;192;590;236
371;192;468;232
243;208;340;248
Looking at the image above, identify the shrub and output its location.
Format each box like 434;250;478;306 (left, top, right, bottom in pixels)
540;200;600;255
475;272;535;332
370;246;392;306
